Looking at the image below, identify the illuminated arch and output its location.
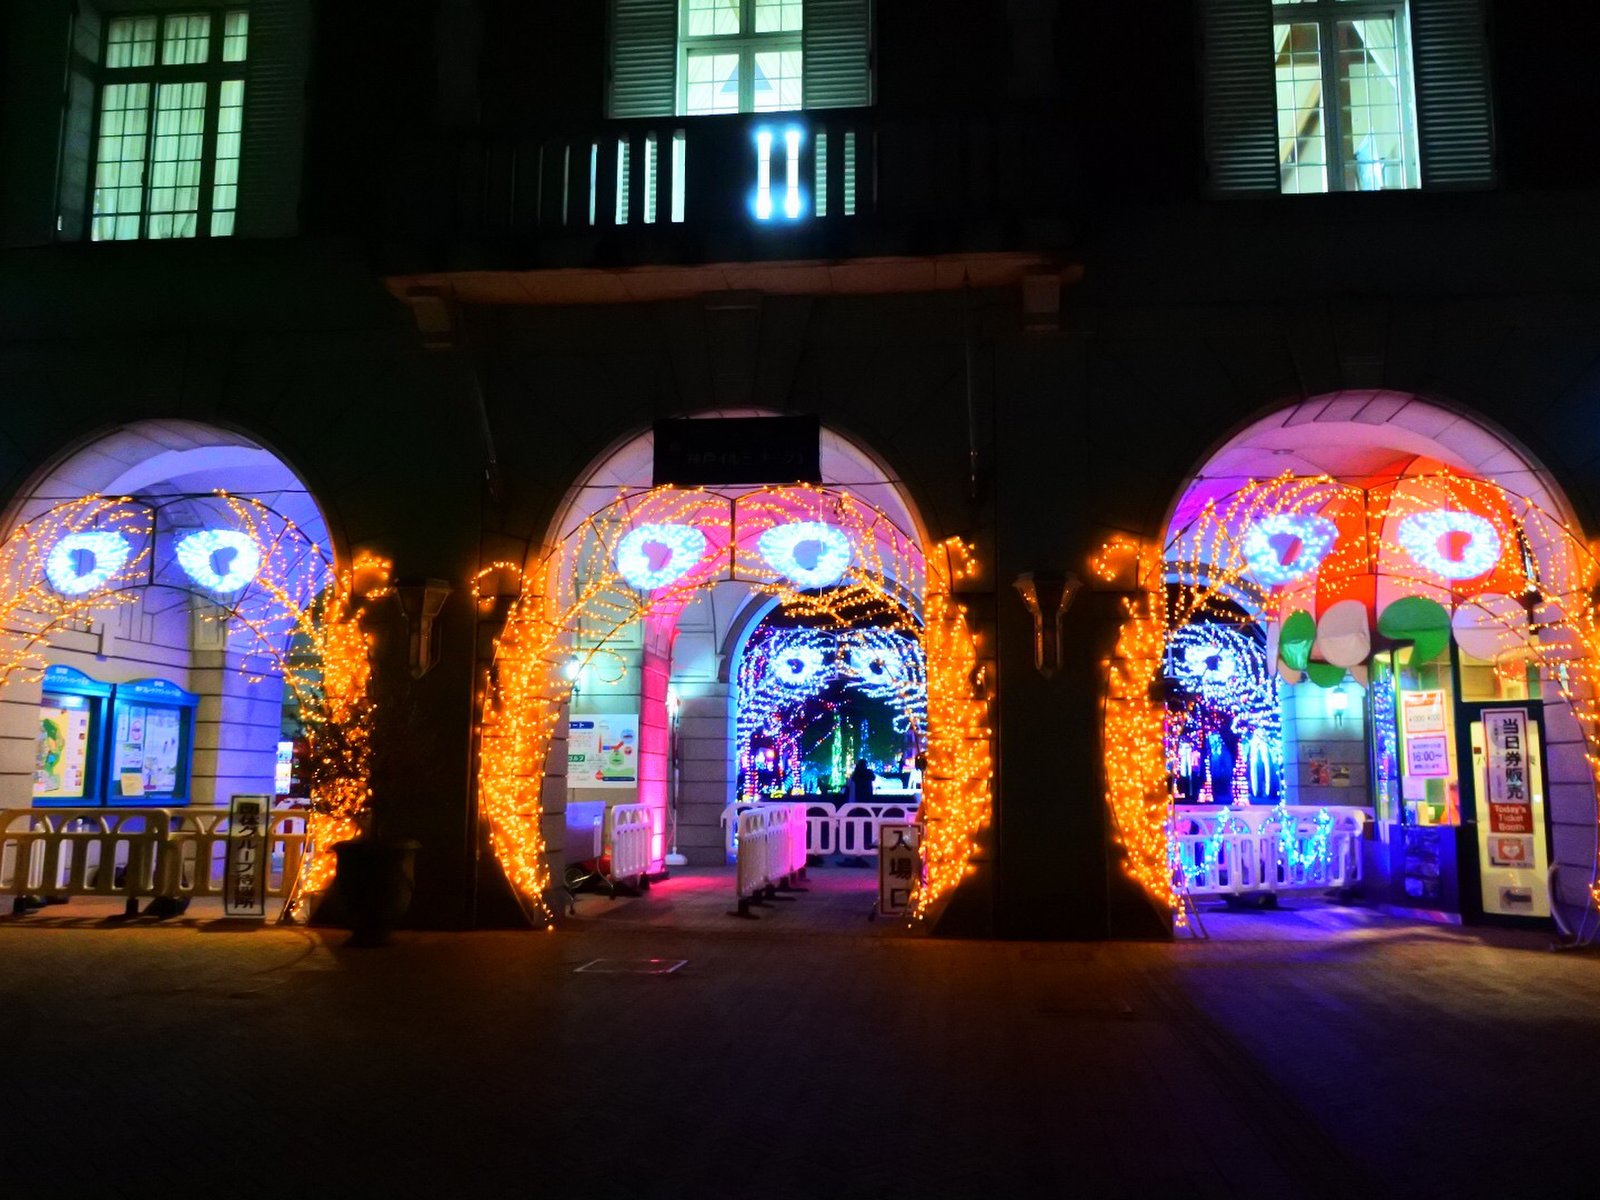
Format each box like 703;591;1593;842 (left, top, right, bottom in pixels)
0;422;385;917
477;421;989;926
1100;393;1600;932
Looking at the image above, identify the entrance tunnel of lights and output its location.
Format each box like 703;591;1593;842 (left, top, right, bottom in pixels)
1099;394;1600;937
0;421;381;918
473;420;990;926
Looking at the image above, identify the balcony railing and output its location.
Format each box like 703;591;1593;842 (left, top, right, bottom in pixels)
386;108;1073;272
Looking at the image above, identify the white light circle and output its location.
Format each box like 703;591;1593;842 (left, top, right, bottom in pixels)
758;522;852;589
615;524;708;592
1396;510;1501;580
176;529;263;593
772;644;826;689
45;531;133;596
1240;514;1338;586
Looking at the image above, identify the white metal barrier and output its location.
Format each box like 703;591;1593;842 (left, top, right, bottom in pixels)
722;800;922;861
731;802;809;917
0;806;308;915
1171;805;1366;899
606;803;652;886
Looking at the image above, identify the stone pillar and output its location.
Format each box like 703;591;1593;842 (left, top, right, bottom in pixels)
672;680;734;866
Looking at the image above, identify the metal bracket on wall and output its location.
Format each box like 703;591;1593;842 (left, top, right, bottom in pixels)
395;579;453;678
1012;572;1081;679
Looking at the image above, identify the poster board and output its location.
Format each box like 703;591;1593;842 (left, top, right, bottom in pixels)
567;713;640;788
34;702;92;799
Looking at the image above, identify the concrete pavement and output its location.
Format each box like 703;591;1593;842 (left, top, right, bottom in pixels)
0;913;1593;1199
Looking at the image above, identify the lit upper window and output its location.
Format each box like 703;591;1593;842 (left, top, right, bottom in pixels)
1272;0;1417;193
681;0;803;116
1200;0;1493;195
91;8;250;240
608;0;869;120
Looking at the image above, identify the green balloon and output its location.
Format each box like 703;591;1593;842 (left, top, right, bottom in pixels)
1377;596;1451;664
1307;660;1349;688
1279;610;1316;671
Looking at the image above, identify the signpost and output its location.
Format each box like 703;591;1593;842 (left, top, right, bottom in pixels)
1476;708;1547;916
225;794;270;918
877;823;922;917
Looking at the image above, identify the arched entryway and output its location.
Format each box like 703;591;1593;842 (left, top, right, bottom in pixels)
1100;392;1600;939
476;418;991;928
0;421;381;920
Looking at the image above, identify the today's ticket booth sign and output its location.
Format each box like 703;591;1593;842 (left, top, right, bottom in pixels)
1474;708;1550;918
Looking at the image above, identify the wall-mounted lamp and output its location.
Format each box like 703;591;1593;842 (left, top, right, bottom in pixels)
1326;674;1353;727
1012;572;1081;678
394;579;452;678
753;125;804;222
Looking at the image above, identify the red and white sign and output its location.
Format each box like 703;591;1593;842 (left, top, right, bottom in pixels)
1402;690;1447;736
1406;734;1450;779
1489;836;1534;868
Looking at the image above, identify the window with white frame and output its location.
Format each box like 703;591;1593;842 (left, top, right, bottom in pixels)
1272;0;1418;193
609;0;868;120
91;8;250;240
680;0;803;116
1201;0;1493;195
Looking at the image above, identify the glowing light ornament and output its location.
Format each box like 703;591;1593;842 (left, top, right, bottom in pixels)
45;531;133;595
758;522;852;589
1396;509;1501;580
771;642;826;689
1239;514;1337;586
615;524;708;591
175;528;262;592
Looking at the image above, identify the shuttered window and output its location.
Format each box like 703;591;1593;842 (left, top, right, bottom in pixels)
60;2;307;241
608;0;870;118
1200;0;1492;194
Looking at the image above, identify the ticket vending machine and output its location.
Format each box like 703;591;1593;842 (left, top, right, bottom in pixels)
105;678;198;805
33;665;112;805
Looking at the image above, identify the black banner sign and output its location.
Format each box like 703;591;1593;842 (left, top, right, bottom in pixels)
652;416;822;486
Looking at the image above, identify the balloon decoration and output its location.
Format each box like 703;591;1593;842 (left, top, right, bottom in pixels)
1105;460;1600;924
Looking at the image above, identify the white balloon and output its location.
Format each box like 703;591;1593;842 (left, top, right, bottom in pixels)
1313;599;1372;668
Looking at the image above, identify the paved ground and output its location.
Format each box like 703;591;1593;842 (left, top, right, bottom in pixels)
0;905;1594;1199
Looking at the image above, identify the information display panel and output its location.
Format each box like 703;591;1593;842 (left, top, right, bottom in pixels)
32;666;111;804
107;678;197;804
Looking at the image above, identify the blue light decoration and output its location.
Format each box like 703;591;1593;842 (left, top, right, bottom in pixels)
1273;803;1334;872
45;531;133;596
736;625;926;800
174;528;262;593
1239;513;1338;587
1395;509;1501;580
757;521;852;589
752;125;804;222
615;523;709;592
1165;623;1282;806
